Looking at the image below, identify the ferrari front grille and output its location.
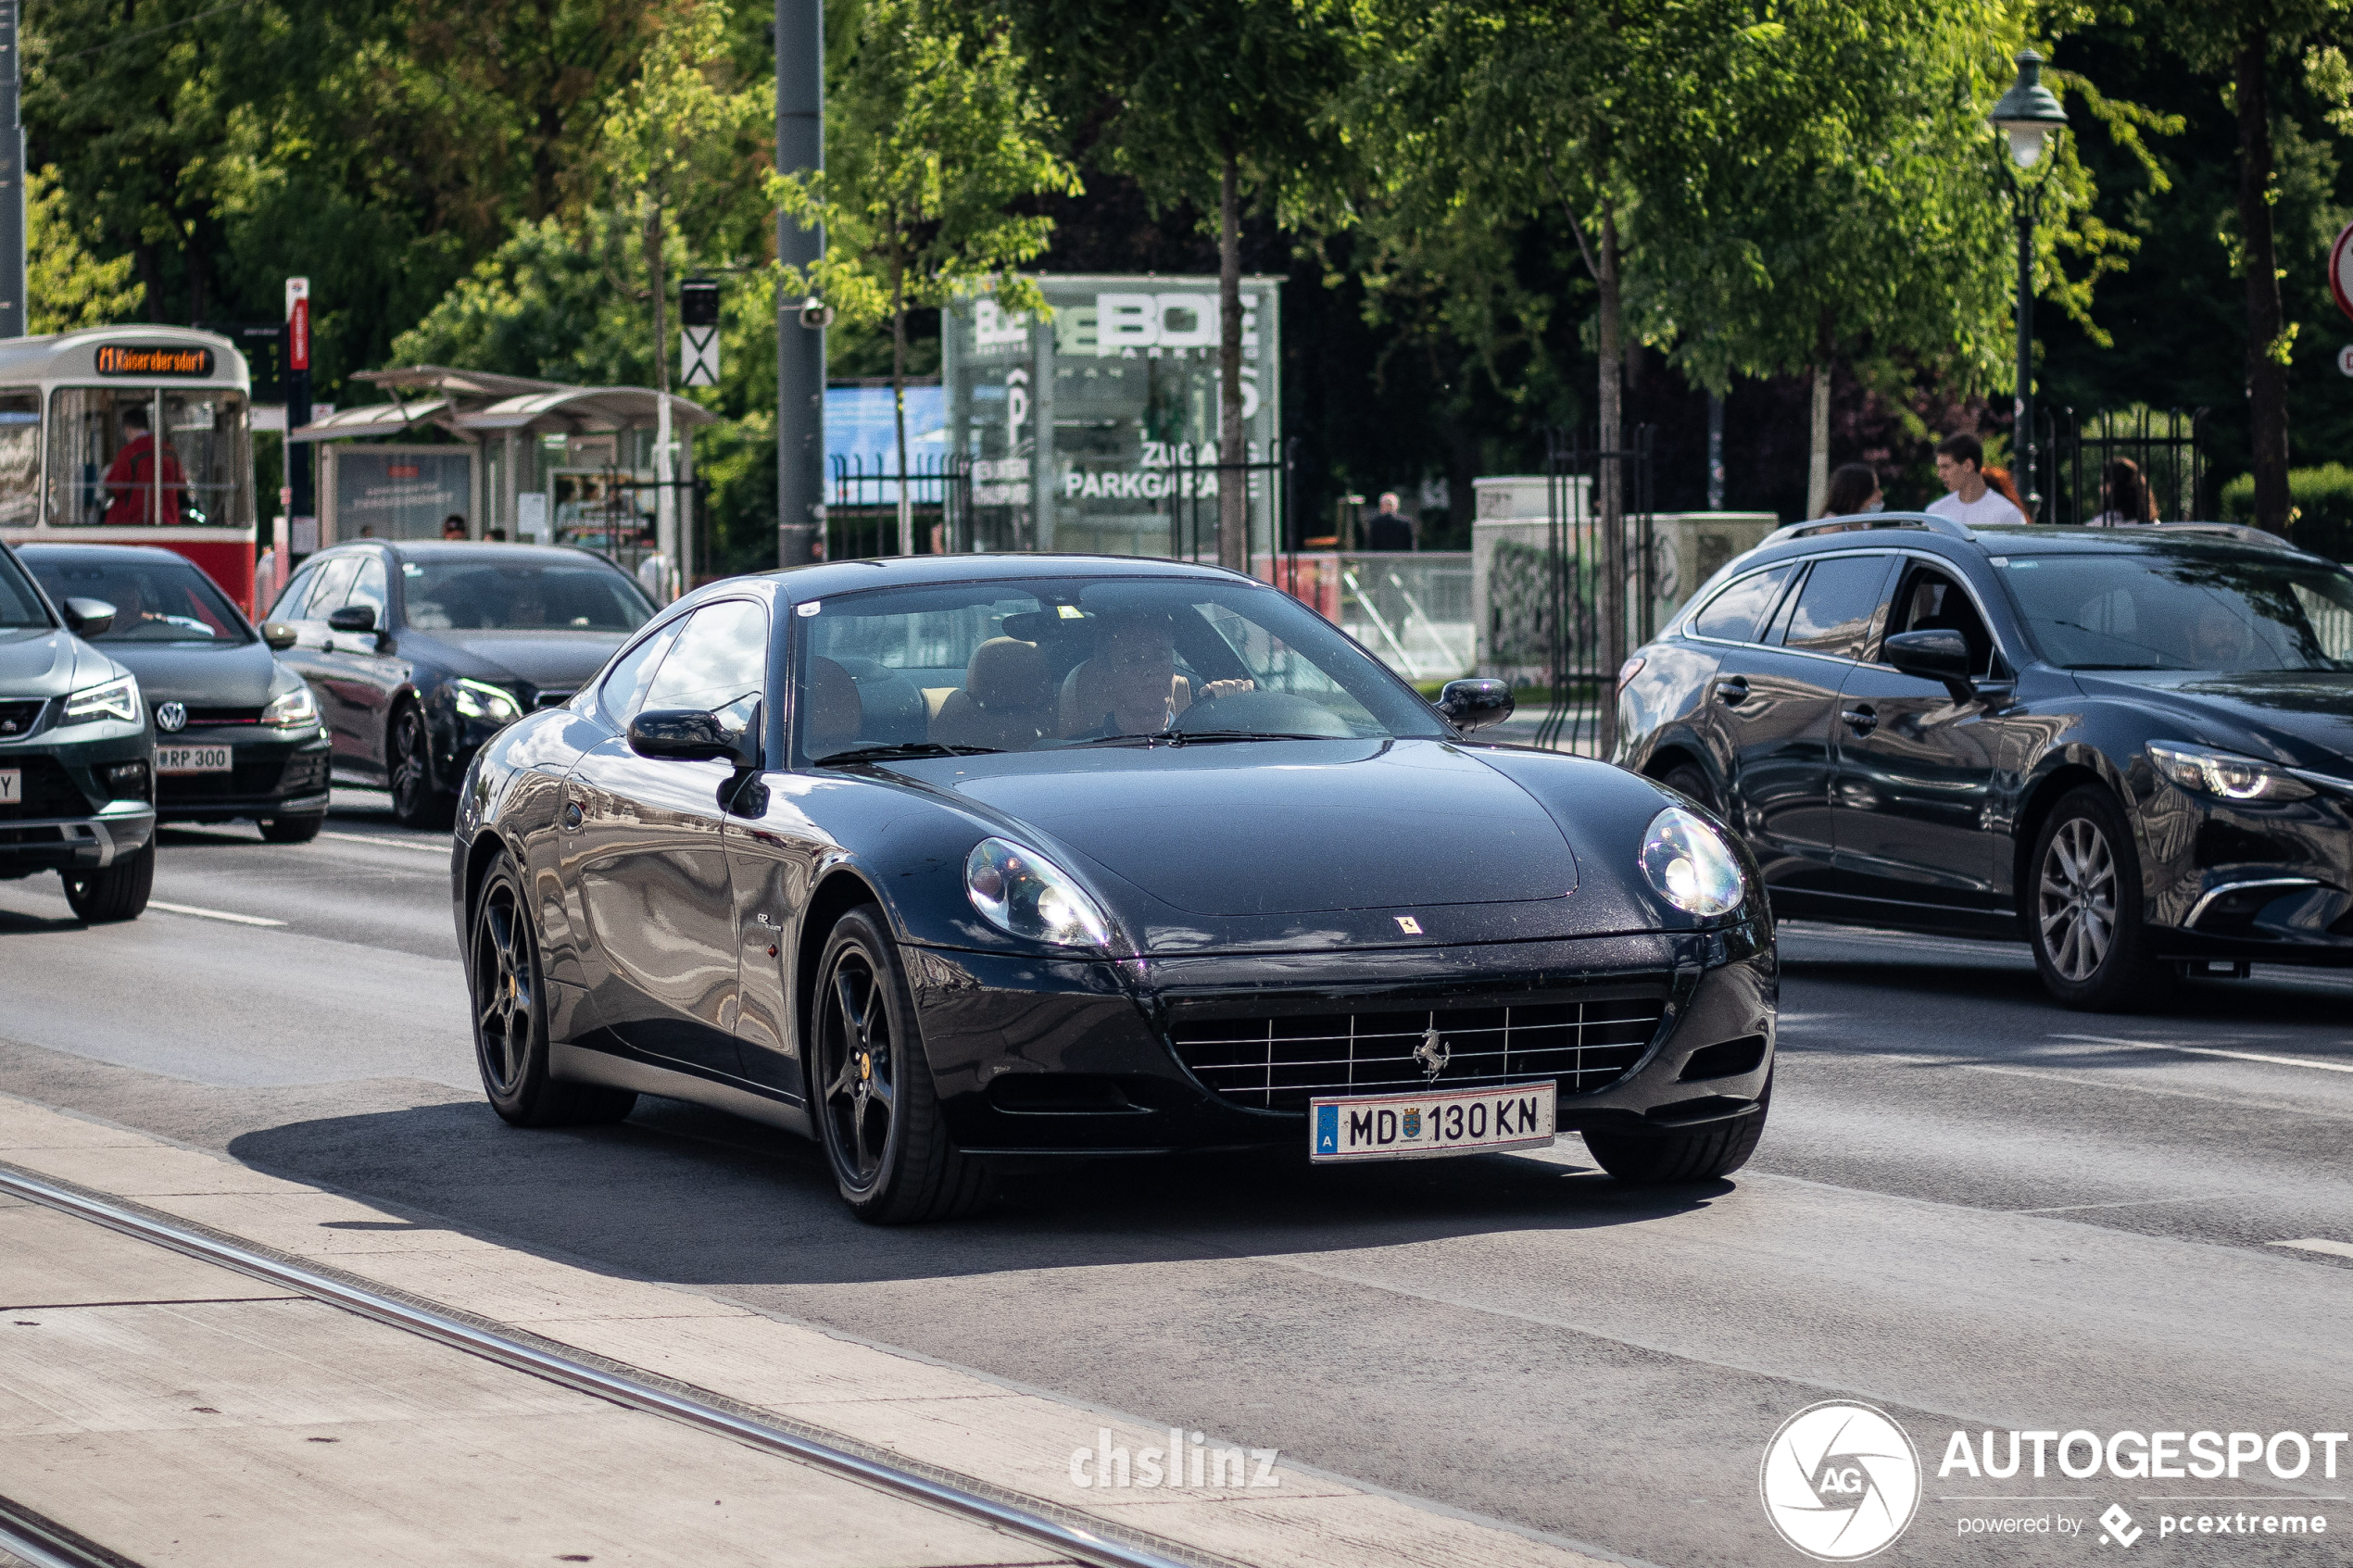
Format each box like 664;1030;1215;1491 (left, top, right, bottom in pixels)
1167;982;1669;1112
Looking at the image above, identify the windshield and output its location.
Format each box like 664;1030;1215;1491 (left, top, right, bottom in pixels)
0;548;48;628
401;558;653;633
1996;548;2353;673
24;553;249;644
796;575;1447;761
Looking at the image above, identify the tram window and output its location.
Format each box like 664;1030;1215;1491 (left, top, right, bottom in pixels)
0;394;37;527
45;386;251;527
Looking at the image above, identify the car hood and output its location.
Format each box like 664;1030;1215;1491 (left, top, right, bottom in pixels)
935;736;1578;916
0;625;115;697
2074;670;2353;770
402;629;629;689
97;638;282;707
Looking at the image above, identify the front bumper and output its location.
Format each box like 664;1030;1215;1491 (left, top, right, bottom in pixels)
908;924;1778;1156
155;726;332;822
2139;779;2353;966
0;800;156;874
0;719;156;875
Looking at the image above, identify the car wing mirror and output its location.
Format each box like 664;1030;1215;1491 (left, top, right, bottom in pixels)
260;621;298;651
630;706;759;768
61;597;116;638
1436;677;1516;734
1882;629;1975;701
326;605;377;633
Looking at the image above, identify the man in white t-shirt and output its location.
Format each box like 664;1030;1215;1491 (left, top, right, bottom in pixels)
1925;433;2027;528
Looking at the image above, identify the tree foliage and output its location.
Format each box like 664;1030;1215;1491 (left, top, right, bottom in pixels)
27;167;144;334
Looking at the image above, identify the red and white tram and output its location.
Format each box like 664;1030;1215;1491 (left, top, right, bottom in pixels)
0;326;257;610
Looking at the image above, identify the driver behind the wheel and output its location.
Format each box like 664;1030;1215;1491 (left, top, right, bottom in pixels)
1057;610;1252;736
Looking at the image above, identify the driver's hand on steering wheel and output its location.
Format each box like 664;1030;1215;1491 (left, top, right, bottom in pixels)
1197;679;1255;702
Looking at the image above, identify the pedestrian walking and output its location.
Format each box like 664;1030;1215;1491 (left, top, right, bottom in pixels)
2089;458;2158;526
1926;434;2027;528
1820;463;1882;517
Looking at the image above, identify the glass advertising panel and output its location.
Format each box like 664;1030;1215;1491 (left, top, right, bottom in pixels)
331;447;472;541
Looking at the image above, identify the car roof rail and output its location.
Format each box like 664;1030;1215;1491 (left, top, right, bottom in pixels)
1758;511;1977;548
2148;521;2302;552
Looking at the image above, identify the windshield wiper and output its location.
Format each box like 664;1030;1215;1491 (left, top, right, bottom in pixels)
2068;662;2168;671
1064;729;1341;747
816;742;1000;766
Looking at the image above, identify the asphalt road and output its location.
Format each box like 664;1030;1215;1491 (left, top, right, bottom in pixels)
4;790;2352;1567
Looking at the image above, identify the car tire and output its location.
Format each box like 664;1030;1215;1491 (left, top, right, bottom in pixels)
60;841;153;923
1660;761;1716;811
258;812;325;845
470;849;636;1127
389;702;454;831
1582;1078;1770;1184
812;906;992;1224
2028;785;2171;1011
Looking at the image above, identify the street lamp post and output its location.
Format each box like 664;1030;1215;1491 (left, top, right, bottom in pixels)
1991;50;2069;521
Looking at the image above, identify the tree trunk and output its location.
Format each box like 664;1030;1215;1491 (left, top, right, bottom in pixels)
1216;147;1247;572
891;245;913;557
2236;34;2292;534
1596;200;1625;759
1807;311;1833;517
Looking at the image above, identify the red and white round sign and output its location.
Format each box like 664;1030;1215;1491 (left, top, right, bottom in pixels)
2331;222;2353;324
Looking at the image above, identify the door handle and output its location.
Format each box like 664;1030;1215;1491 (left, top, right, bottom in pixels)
1714;676;1749;705
561;800;583;830
1840;706;1878;734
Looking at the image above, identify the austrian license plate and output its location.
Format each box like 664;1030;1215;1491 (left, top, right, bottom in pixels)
1309;1080;1558;1163
156;745;232;775
0;769;17;803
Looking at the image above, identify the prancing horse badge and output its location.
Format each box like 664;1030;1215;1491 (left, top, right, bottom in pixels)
1415;1025;1449;1081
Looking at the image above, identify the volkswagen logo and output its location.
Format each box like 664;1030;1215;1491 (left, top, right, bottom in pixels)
1759;1400;1920;1561
1413;1024;1449;1081
156;701;187;733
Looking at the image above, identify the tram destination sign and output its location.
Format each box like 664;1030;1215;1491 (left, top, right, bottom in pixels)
94;345;215;378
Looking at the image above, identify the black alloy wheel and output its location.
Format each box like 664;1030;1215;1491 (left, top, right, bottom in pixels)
1583;1073;1771;1184
389;703;453;830
259;812;325;845
812;906;991;1223
469;849;635;1126
1660;761;1717;812
2029;785;2169;1011
60;841;153;922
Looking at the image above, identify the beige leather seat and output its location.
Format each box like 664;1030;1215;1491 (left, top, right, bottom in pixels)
805;656;863;752
932;638;1054;749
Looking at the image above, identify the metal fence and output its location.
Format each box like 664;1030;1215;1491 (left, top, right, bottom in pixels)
826;453;956;559
2034;407;2209;524
1336;554;1474;682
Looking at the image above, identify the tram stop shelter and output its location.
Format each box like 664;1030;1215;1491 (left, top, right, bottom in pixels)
289;367;714;571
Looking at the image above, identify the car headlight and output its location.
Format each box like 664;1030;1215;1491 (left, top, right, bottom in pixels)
261;684;319;728
2147;741;2315;802
60;673;140;727
1640;806;1745;917
452;678;523;723
965;836;1113;947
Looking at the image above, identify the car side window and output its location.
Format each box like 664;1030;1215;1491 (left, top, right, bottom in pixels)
598;620;686;724
346;555;388;621
1688;564;1797;644
1884;563;1996;677
297;556;362;621
642;599;769;714
1780;554;1894;660
268;565;319;623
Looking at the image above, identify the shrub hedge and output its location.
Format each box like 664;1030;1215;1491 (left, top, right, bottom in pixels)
2220;465;2353;560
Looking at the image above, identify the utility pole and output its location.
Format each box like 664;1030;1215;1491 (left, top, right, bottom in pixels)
285;279;314;560
775;0;824;567
0;0;25;338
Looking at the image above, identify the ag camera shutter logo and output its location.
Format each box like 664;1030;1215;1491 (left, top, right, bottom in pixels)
1760;1400;1921;1561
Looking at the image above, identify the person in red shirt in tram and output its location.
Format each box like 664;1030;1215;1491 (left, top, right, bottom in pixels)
101;407;187;524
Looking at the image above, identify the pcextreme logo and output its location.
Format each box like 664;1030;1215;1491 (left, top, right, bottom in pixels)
1761;1400;1923;1561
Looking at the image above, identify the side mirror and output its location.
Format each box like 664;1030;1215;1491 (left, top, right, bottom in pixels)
61;597;116;638
326;605;378;633
1882;629;1974;700
260;621;298;651
1436;678;1516;734
629;707;758;767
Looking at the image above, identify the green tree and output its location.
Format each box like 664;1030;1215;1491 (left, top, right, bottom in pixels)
27;166;144;332
774;0;1077;554
1005;0;1356;571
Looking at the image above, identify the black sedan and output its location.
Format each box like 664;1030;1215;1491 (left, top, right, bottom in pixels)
1617;513;2353;1008
264;541;655;828
451;556;1778;1222
20;544;332;842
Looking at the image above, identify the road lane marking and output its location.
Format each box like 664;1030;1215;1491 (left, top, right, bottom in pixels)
2271;1238;2353;1260
147;900;286;928
2055;1033;2353;1075
321;831;447;854
2011;1192;2253;1215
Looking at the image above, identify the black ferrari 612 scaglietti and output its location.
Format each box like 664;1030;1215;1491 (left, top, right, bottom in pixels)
452;556;1776;1221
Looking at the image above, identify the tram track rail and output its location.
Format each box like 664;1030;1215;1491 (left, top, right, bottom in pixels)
0;1163;1201;1568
